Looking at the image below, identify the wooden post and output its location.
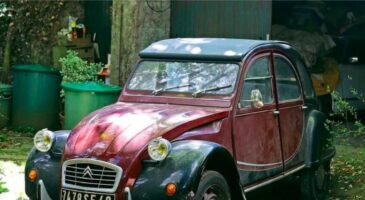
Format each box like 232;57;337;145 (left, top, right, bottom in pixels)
110;0;123;85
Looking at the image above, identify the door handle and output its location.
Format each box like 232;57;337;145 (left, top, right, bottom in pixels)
349;57;359;63
273;110;280;115
301;105;308;110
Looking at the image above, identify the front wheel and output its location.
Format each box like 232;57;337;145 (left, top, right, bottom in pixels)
195;170;231;200
300;162;331;200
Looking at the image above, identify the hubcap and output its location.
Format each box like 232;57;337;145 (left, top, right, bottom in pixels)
202;185;223;200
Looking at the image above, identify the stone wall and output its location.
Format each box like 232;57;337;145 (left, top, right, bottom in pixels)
110;0;170;85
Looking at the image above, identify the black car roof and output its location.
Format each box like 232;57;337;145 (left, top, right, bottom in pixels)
139;38;277;61
138;38;316;102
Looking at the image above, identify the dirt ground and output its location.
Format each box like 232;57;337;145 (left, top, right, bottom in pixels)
0;129;32;200
0;161;28;200
0;129;364;200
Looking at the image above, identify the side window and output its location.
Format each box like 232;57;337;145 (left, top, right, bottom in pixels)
274;56;301;101
295;59;315;99
240;56;273;108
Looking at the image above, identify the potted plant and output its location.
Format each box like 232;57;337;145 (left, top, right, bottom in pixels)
58;50;98;128
60;50;98;83
59;50;121;129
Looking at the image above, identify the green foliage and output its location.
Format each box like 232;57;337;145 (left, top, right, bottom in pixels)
0;1;83;82
329;145;365;200
327;89;365;146
0;132;8;142
0;1;67;64
0;181;8;194
0;2;10;40
8;126;36;134
60;50;98;83
0;128;34;161
0;137;7;193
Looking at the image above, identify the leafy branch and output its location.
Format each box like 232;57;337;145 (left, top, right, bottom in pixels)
60;50;98;83
327;90;365;146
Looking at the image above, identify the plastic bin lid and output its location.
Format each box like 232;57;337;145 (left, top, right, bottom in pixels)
61;82;122;93
0;83;13;93
13;64;59;74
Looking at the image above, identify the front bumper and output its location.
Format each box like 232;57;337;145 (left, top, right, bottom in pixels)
37;180;52;200
34;183;132;200
124;187;132;200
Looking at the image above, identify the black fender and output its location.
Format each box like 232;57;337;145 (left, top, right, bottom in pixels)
25;130;70;200
305;110;335;168
131;140;243;200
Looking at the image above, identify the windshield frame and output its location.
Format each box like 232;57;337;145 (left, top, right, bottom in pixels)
126;59;241;96
120;59;242;107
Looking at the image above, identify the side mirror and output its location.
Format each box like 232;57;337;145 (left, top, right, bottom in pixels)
250;89;264;109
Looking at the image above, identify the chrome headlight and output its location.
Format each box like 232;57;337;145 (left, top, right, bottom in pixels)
34;129;55;152
147;137;171;161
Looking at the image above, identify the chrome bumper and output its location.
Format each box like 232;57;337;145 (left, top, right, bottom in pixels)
37;180;131;200
124;187;132;200
37;180;52;200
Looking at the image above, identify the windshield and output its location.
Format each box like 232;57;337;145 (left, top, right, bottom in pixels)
127;61;240;97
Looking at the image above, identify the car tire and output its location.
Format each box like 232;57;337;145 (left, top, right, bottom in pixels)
195;170;231;200
300;162;331;200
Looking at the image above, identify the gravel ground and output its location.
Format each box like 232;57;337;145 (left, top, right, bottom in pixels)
0;161;28;200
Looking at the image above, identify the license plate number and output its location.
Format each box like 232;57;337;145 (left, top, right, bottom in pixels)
61;188;115;200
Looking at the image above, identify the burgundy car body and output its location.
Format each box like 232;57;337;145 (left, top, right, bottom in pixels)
25;38;334;200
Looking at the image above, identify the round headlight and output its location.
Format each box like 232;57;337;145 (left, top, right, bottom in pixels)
148;137;171;161
34;129;55;152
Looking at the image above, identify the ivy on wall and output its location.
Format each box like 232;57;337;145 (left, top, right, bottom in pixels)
0;0;83;83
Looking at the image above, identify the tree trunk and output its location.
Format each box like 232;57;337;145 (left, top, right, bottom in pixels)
1;25;12;84
110;1;170;86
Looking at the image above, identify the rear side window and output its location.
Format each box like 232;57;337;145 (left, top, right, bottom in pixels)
274;56;301;102
295;59;315;99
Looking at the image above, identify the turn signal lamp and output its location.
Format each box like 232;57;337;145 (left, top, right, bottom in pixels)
28;169;37;182
166;183;177;196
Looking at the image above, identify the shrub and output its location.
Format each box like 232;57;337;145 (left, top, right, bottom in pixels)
326;90;365;146
59;50;99;83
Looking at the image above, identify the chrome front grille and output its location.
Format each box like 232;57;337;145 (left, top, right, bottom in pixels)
62;159;123;193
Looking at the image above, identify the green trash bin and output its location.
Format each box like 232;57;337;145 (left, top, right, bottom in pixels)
0;84;13;128
62;82;122;129
12;64;61;130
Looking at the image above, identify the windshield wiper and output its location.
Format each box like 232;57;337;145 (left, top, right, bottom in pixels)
152;84;192;95
192;85;232;98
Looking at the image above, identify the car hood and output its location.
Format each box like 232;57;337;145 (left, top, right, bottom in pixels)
63;102;228;166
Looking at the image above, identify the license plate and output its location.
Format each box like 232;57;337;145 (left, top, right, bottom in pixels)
61;188;115;200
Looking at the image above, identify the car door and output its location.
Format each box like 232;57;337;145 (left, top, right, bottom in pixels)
273;54;305;169
233;53;283;186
